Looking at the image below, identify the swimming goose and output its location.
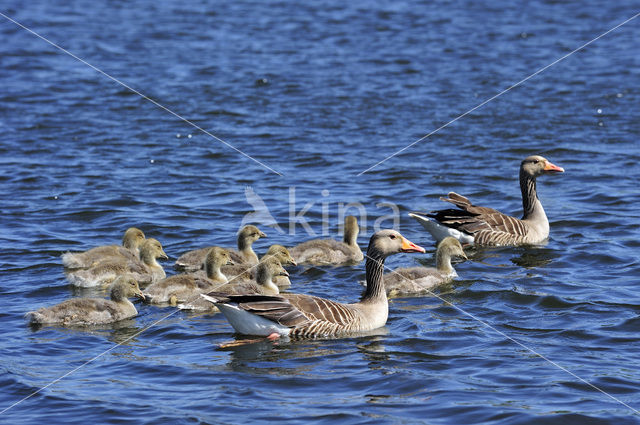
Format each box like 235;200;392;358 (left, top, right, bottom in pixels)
174;225;267;272
179;257;288;311
222;244;296;288
66;238;168;287
200;229;425;338
289;215;363;265
61;227;146;269
410;155;564;246
144;247;232;305
383;237;467;297
26;275;145;326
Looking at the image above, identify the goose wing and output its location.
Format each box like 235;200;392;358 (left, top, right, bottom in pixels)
429;192;528;242
202;292;358;329
203;293;308;327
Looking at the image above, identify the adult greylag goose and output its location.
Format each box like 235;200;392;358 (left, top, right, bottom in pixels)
144;247;232;305
382;237;467;297
61;227;146;269
222;244;296;288
410;155;564;246
289;215;363;265
200;229;425;338
179;257;288;311
26;275;145;326
174;225;266;272
66;238;168;287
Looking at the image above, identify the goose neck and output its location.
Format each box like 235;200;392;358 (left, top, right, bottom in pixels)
237;234;252;252
362;249;387;302
436;250;454;275
205;262;225;281
520;169;538;219
110;285;125;302
343;226;358;247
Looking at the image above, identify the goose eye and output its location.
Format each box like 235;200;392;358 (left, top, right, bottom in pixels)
389;234;397;240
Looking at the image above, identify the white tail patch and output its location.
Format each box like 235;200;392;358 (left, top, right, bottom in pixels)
408;213;474;245
200;294;290;336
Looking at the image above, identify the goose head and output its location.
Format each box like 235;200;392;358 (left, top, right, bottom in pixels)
139;238;169;264
343;215;360;246
435;237;468;275
264;244;296;266
122;227;146;251
521;155;564;178
367;229;426;258
206;246;233;266
204;247;233;276
237;225;267;248
110;275;145;302
437;237;468;261
256;257;288;294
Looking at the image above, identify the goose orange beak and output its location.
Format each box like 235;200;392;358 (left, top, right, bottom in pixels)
544;161;564;173
401;237;426;253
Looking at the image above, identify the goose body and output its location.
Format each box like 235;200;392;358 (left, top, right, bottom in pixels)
410;155;564;246
289;216;363;265
26;275;145;326
66;238;168;287
61;227;146;269
144;247;231;305
383;237;467;297
201;229;425;337
174;225;266;272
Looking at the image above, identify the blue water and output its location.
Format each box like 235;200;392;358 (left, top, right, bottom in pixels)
1;1;639;423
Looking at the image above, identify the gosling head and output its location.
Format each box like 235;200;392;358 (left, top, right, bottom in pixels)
205;247;233;269
110;275;145;302
256;257;289;291
264;244;296;266
238;225;267;243
139;238;169;263
122;227;146;250
437;237;468;261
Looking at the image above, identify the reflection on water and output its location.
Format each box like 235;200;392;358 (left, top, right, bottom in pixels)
510;247;555;269
27;319;142;347
108;321;144;346
464;245;555;270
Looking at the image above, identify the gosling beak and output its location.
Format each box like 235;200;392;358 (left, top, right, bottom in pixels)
279;268;290;277
137;292;146;302
227;259;234;266
259;231;267;238
288;258;297;267
460;252;469;261
159;249;169;260
543;160;564;173
400;237;426;253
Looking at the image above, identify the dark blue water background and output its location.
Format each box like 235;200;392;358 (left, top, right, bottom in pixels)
1;1;639;423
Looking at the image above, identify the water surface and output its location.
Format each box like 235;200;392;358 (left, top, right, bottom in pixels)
1;1;639;424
